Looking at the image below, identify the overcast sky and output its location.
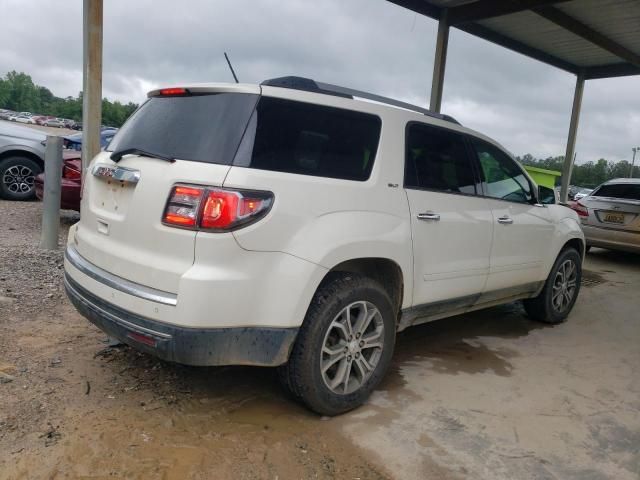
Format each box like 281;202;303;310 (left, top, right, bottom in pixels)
1;0;638;163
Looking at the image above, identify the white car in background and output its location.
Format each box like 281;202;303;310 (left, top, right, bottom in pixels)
64;76;585;415
10;115;36;125
573;188;593;201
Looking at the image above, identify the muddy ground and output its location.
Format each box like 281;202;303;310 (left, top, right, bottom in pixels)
1;199;639;479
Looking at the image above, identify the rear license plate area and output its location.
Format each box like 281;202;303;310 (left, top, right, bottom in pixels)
91;164;140;215
602;212;624;224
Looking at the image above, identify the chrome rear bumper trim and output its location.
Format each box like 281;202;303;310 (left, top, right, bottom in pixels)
65;245;178;306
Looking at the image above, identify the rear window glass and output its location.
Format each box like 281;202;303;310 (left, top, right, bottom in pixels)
107;93;258;165
235;97;381;181
592;183;640;200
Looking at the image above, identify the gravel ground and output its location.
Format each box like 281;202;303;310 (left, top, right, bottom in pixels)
0;199;397;480
0;201;78;318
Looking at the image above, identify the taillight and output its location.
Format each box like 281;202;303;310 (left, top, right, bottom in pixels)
159;87;188;96
573;201;589;217
162;184;273;232
163;185;204;227
62;164;82;180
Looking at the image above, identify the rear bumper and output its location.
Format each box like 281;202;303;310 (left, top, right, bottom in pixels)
582;224;640;253
65;273;298;367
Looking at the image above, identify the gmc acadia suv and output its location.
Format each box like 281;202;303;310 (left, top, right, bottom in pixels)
64;77;584;415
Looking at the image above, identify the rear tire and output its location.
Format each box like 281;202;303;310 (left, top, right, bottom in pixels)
0;156;41;200
523;248;582;324
278;273;396;416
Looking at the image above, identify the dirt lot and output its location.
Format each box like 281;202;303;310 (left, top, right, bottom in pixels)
1;200;639;479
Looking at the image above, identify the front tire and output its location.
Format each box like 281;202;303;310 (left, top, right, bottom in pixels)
523;247;582;324
279;273;396;416
0;156;41;200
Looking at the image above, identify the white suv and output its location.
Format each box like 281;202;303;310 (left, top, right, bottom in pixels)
64;77;584;415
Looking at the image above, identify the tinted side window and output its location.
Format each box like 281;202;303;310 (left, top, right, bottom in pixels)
239;97;381;181
593;183;640;200
471;139;532;203
404;123;477;194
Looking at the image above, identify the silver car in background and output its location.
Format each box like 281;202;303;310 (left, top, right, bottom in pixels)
0;121;46;200
574;178;640;253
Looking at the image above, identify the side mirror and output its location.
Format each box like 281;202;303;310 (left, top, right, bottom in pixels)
538;185;556;205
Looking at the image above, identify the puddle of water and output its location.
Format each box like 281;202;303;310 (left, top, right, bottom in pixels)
582;269;607;287
387;303;547;379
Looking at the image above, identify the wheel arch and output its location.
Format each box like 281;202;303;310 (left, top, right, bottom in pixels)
0;149;45;171
562;237;585;260
324;257;404;316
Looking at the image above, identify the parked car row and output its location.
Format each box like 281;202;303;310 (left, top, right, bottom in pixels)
0;109;34;121
0;109;81;129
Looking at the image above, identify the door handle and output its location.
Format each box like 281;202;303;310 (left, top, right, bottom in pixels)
497;216;513;224
417;212;441;221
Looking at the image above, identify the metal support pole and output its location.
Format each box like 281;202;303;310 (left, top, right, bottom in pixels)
560;73;585;203
630;147;638;178
429;11;449;113
82;0;103;176
40;136;63;250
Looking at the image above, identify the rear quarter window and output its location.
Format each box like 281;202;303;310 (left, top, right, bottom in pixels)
235;97;381;181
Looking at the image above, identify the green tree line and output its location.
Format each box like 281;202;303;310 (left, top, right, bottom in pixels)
0;71;138;127
518;154;639;188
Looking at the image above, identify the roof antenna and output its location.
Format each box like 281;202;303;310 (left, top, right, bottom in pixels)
224;52;239;83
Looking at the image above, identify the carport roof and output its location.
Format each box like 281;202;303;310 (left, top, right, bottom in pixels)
387;0;640;79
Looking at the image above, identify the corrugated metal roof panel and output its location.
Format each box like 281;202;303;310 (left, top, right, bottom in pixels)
387;0;640;78
478;10;622;67
558;0;640;58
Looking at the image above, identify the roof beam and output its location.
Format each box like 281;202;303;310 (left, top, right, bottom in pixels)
533;6;640;67
385;0;441;21
387;0;578;74
456;21;579;73
448;0;570;25
584;63;640;80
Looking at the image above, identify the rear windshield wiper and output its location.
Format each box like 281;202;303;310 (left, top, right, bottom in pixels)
110;147;174;163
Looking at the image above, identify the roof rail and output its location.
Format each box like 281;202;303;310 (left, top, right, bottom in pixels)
261;76;460;125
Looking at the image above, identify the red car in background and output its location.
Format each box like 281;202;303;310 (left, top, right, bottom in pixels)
33;129;117;211
34;154;82;211
33;115;56;126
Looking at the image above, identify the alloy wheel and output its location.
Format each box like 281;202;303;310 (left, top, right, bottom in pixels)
552;259;577;313
2;164;35;194
320;301;385;395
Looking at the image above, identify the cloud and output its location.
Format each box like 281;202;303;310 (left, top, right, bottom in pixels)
0;0;638;163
